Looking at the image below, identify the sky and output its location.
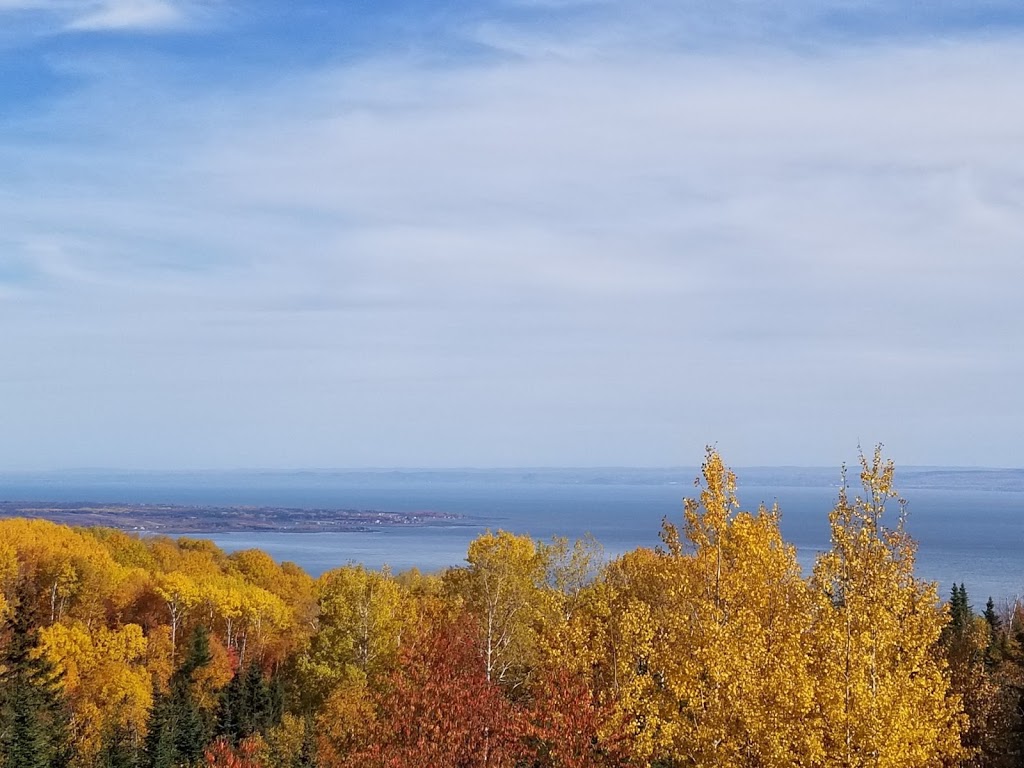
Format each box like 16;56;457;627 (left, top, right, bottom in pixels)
0;0;1023;470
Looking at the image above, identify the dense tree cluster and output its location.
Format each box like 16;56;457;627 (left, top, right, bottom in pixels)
0;448;1020;766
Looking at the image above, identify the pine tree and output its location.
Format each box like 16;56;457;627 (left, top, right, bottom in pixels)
957;584;973;628
0;579;72;768
176;626;213;764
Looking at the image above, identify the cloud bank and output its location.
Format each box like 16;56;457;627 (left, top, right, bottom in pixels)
0;2;1022;468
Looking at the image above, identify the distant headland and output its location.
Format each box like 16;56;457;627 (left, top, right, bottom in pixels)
0;500;462;534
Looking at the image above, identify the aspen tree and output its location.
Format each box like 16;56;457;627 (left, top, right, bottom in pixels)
611;450;820;767
811;446;964;768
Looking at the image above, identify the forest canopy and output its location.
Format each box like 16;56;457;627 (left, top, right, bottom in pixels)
0;448;1021;768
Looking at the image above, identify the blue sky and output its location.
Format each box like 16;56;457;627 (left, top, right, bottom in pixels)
1;0;1023;469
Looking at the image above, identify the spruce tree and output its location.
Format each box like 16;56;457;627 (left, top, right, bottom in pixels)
242;663;273;737
0;579;72;768
268;671;285;727
144;683;176;768
216;668;244;742
943;583;974;649
983;596;1003;664
217;663;276;744
144;626;213;768
983;596;1002;634
951;583;972;631
97;723;142;768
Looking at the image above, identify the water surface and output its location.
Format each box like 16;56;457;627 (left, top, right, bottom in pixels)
2;467;1022;604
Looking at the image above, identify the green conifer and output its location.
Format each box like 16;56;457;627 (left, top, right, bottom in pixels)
0;579;72;768
144;683;176;768
97;723;142;768
144;626;213;768
982;596;1004;664
984;596;1001;634
216;668;244;742
217;662;277;743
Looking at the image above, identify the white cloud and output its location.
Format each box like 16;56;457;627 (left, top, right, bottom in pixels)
1;20;1023;467
65;0;182;30
0;0;195;31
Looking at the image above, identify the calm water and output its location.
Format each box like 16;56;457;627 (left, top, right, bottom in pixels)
2;467;1023;604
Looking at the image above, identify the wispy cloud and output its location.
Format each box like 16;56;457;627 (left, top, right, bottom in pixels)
0;0;199;32
65;0;183;31
0;1;68;8
1;4;1023;467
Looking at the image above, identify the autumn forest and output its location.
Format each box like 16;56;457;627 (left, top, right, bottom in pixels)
2;448;1023;768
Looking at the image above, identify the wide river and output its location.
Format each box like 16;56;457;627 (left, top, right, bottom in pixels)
3;467;1023;605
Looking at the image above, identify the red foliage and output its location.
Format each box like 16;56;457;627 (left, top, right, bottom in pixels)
204;736;265;768
525;669;632;768
346;614;524;768
329;611;632;768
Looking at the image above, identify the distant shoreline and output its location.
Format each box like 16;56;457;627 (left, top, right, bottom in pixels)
0;500;462;534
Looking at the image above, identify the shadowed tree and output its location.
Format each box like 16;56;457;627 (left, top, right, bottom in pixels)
0;578;72;768
146;625;214;768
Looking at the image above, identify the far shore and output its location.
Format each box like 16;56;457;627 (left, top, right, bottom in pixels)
0;500;462;534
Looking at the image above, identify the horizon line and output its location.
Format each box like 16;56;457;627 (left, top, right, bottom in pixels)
2;464;1023;474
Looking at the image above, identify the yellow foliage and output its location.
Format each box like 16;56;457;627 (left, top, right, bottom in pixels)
145;624;176;693
447;530;555;688
265;713;310;768
0;540;17;621
193;633;236;712
154;570;201;655
810;446;965;767
591;448;963;768
598;451;822;766
315;679;376;766
39;621;151;767
297;564;407;708
82;528;158;571
0;518;128;624
0;452;967;768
